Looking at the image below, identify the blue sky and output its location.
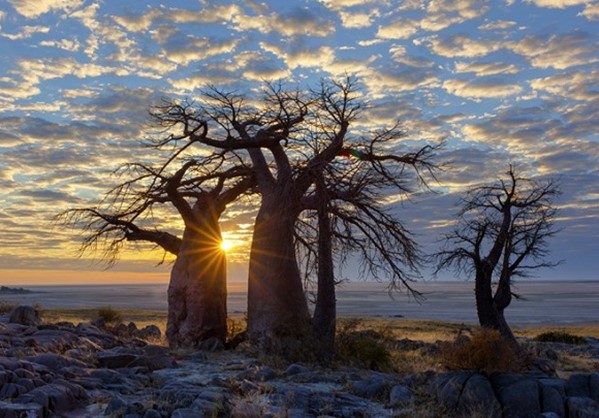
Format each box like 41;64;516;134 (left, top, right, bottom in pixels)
0;0;597;284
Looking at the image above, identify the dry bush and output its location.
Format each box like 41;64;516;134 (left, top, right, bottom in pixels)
0;301;17;314
96;306;123;324
336;319;392;371
439;327;524;373
535;331;587;345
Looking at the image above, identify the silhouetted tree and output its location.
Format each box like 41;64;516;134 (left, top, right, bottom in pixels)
434;166;560;346
64;77;438;352
59;127;253;348
299;142;438;357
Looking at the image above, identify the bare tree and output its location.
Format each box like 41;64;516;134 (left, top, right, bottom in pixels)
433;165;560;346
299;140;439;357
59;121;254;348
64;78;439;351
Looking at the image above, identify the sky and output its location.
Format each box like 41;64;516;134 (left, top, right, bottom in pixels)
0;0;598;285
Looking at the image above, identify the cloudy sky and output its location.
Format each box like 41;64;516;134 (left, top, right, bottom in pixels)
0;0;597;285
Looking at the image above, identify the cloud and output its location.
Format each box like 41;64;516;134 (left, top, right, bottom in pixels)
1;25;49;40
317;0;382;9
160;35;240;66
421;0;490;32
454;61;520;76
443;78;523;99
39;38;81;51
426;34;503;58
112;5;243;32
376;19;420;39
509;32;599;70
478;20;517;30
7;0;84;18
579;3;599;19
233;7;335;37
339;9;380;28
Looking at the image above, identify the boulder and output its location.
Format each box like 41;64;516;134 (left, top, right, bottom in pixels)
95;352;138;369
538;378;566;416
351;375;388;399
458;374;501;417
8;306;41;326
16;382;87;415
0;401;43;418
433;371;473;410
389;384;414;407
590;373;599;402
136;325;161;340
25;353;89;372
567;374;591;397
567;396;599;418
492;373;541;418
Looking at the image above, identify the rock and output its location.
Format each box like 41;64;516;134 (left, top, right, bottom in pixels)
8;306;41;326
285;363;308;376
91;317;106;328
458;374;501;417
198;337;224;352
389;384;413;407
351;375;388;399
567;374;591;397
96;352;138;369
538;378;566;416
16;382;87;414
590;373;599;402
0;401;44;418
104;394;128;415
433;371;472;410
492;374;540;418
171;408;199;418
137;325;161;340
0;383;27;399
143;409;162;418
567;396;599;418
26;352;89;371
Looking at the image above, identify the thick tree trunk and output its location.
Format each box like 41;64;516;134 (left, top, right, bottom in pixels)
247;197;312;346
475;266;519;348
166;206;227;348
313;178;336;359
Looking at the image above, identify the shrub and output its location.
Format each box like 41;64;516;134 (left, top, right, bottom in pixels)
336;319;391;371
439;327;524;373
0;301;17;314
535;331;587;345
96;306;123;324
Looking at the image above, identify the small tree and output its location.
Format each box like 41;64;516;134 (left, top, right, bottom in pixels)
434;166;560;346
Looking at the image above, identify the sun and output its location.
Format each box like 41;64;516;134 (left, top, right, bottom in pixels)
220;239;234;253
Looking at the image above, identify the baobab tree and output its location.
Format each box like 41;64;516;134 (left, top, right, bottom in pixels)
433;166;560;346
59;120;254;348
65;77;439;351
298;141;439;357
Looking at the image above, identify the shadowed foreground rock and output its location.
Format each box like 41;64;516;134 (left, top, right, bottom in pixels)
2;305;599;417
431;371;599;418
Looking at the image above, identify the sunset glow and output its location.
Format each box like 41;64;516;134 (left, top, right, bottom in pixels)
0;0;597;283
220;239;235;253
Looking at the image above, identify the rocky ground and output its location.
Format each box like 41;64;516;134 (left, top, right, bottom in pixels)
1;305;599;418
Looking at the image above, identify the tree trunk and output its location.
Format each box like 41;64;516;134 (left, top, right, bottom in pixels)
246;197;312;346
313;176;336;359
474;265;498;328
166;205;227;348
475;265;519;348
